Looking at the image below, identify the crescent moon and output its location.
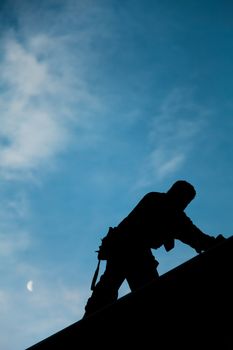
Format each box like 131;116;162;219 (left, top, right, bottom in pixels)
27;280;33;292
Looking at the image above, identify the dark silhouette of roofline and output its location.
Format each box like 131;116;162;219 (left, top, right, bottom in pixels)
26;236;233;349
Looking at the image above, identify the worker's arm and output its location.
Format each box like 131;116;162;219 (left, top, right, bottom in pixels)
174;213;226;253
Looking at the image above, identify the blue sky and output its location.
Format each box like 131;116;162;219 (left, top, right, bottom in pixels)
0;0;232;348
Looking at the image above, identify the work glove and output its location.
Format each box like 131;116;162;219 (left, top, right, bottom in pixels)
195;234;226;254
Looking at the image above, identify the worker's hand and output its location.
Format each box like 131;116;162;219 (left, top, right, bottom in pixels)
195;234;226;254
195;247;203;254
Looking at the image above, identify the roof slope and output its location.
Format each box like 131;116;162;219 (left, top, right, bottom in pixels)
26;236;233;350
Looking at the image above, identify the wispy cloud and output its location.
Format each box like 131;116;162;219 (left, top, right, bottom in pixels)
0;36;69;179
0;31;102;180
137;88;209;186
149;150;185;179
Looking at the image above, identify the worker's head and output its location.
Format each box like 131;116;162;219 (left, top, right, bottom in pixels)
166;180;196;210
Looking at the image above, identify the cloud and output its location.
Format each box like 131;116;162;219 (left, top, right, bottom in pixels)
0;37;70;179
137;88;209;186
0;31;102;180
149;150;185;179
2;39;49;96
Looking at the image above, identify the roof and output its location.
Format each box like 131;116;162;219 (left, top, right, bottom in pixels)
26;236;233;349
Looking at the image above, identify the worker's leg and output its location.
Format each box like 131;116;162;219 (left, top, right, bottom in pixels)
126;248;159;291
83;258;125;317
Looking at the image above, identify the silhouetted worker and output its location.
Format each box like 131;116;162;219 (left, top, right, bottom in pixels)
83;180;226;318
